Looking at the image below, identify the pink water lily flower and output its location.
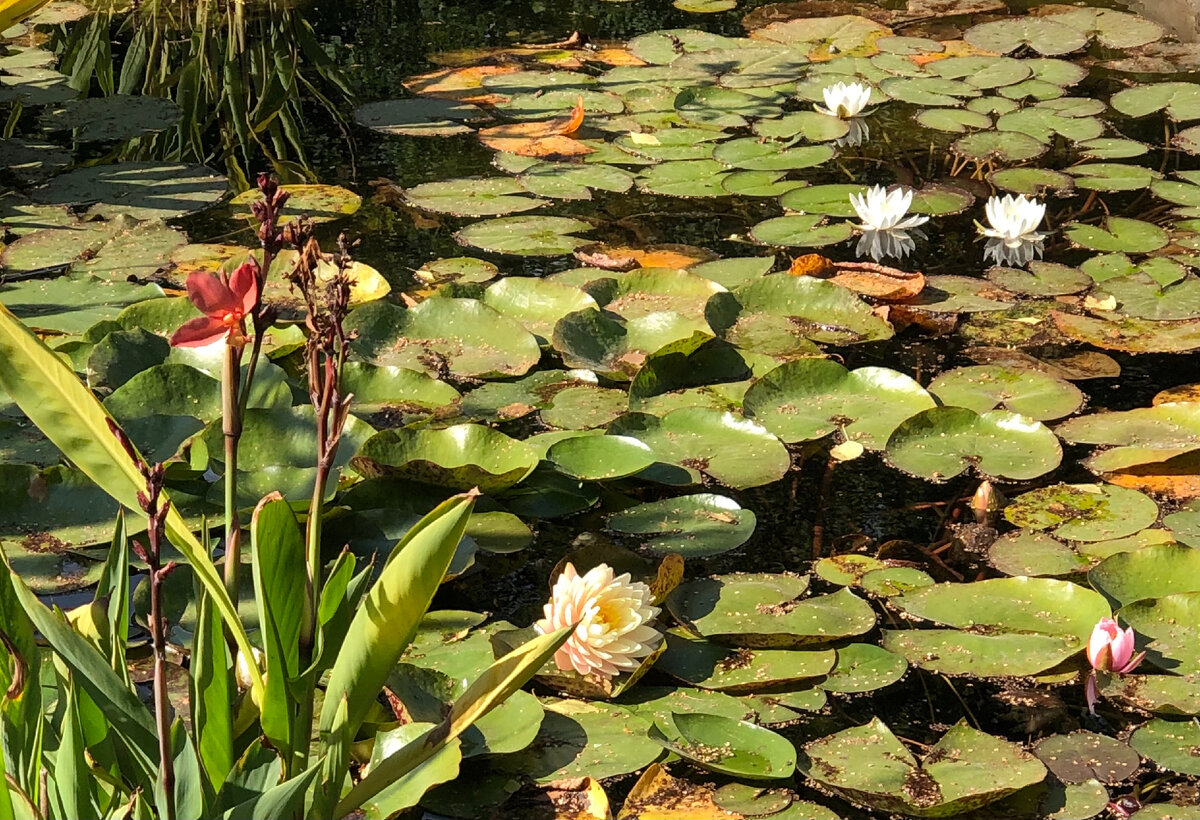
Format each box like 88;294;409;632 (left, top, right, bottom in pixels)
170;258;260;348
1084;617;1145;714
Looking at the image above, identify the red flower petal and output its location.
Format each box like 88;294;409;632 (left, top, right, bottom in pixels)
229;257;261;317
170;316;227;348
185;271;239;317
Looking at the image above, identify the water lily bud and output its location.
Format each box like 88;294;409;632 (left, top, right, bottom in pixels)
534;563;662;679
970;480;1005;525
1086;618;1144;675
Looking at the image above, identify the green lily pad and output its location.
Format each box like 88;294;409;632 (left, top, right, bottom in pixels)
541;385;629;430
38;95;181;142
454;215;593;256
615;128;726;162
31;162;228;221
676;86;781;129
750;214;855;248
723;171;808;198
1089;544;1199;607
338;362;461;416
1050;312;1200;354
713;139;835;172
1094;274;1200;322
0;464;127;558
1047;7;1163;49
1129;719;1200;775
801;718;1047;817
346;298;541;378
915;108;991;133
1032;732;1140;785
952;131;1048;163
657;629;834;693
1076;137;1149;161
1;275;162;334
607;493;757;557
713;783;793;817
930;56;1032;89
743;358;935;448
482;276;598;342
231;183;360;224
715;275;893;351
1120;592;1199;675
516;161;635;199
1067;164;1162;193
885;407;1062;482
996;108;1104;144
881;76;980;106
819;643;907;694
651;712;796;780
353;97;483;137
497;699;662;783
985;262;1090;296
963;17;1088;56
609;408;790;489
988;530;1092;577
668;575;875;648
1100;672;1200;716
1111;83;1200;123
351;423;536;493
1006;483;1159;542
637;160;731;198
753;111;849;142
417;256;500;286
546;434;656;481
552;308;713;381
403;177;546;217
605;268;727;323
927;365;1083;421
750;14;891;57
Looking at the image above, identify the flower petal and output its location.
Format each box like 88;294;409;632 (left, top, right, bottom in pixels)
170;316;227;348
229;258;261;318
185;271;240;317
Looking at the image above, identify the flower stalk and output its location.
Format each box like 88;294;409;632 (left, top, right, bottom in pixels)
109;420;177;820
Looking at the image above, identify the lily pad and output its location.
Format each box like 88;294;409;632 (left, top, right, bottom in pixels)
346;298;541;378
801;718;1047;817
231;183;360;224
819;642;908;694
1120;592;1199;675
1129;719;1200;775
607;494;757;557
1049;312;1200;354
657;629;835;692
546;435;656;481
1006;483;1159;542
482;276;598;342
403;177;546;216
38;95;181;142
988;530;1091;577
353;97;484;136
715;275;894;352
963;17;1088;56
1110;83;1200;123
31;162;228;221
984;262;1090;297
455;215;593;256
885;407;1062;482
668;575;876;648
650;712;796;780
609;408;790;489
352;424;537;492
743;358;935;448
552;308;714;380
928;365;1083;421
637;160;731;198
952;131;1048;163
1089;544;1199;607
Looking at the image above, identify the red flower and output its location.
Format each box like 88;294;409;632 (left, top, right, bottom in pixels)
170;258;260;348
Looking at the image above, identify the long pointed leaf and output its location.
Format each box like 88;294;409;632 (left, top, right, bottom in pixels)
192;583;234;793
250;493;305;756
221;759;321;820
315;492;476;817
95;511;131;681
3;555;158;786
334;625;572;818
0;301;264;700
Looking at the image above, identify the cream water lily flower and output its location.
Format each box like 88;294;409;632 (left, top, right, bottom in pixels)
534;562;662;679
850;185;929;262
815;81;872;119
979;194;1047;267
815;82;873;147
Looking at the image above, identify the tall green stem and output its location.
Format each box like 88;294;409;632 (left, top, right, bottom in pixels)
221;343;244;600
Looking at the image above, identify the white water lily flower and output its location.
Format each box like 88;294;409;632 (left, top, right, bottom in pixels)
850;185;929;262
816;81;872;119
534;562;662;679
979;194;1047;267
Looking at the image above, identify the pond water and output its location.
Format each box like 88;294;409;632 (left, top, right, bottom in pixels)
1;0;1198;817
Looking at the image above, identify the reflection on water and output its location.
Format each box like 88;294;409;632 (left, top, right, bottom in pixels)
47;0;355;187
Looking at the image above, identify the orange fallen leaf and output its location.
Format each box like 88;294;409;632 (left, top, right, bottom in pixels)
402;64;521;105
575;242;717;271
787;253;837;277
1153;384;1199;405
1102;451;1199;500
478;97;592;157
